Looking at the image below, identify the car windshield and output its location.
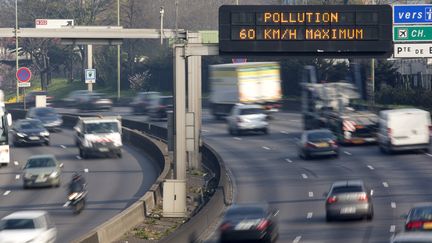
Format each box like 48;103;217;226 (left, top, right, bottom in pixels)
20;120;44;130
226;206;266;220
26;158;56;168
35;108;56;117
240;108;264;115
332;185;363;194
84;122;119;134
0;219;36;230
409;207;432;221
308;131;335;141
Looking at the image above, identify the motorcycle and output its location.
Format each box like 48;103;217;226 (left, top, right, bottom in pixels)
64;190;87;214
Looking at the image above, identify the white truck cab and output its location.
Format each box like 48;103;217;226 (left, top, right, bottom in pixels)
74;116;122;159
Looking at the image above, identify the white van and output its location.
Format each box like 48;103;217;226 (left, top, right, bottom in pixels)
378;108;431;153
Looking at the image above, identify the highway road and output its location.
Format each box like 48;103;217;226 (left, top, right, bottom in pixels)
1;128;159;242
54;106;432;242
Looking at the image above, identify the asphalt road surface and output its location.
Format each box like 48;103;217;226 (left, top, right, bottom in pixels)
1;129;159;242
54;106;432;242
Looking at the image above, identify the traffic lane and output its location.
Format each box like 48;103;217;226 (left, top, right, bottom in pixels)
0;129;158;242
340;146;432;232
202;112;402;242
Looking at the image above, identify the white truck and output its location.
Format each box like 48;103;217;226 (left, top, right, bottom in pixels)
74;116;122;159
208;62;282;119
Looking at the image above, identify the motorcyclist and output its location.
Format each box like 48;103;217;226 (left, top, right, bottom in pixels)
68;172;86;194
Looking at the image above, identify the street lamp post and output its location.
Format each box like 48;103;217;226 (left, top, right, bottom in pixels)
15;0;19;102
117;0;121;100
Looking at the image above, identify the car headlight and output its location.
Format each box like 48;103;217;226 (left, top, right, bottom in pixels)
17;132;26;137
24;173;32;179
68;192;79;200
40;131;50;136
49;171;58;178
114;141;122;147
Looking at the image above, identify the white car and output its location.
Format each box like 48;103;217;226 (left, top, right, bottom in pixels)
227;104;268;135
0;211;57;243
391;232;432;242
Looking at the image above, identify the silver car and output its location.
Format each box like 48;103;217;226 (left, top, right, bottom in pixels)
325;180;374;221
23;155;63;189
298;129;339;159
227;104;268;135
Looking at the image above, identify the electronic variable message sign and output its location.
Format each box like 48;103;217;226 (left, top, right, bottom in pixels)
219;5;393;57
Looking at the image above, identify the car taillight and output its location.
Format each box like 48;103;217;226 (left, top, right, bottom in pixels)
219;222;232;232
358;193;368;202
387;128;392;137
329;140;338;147
256;219;270;231
406;221;424;230
306;142;316;148
327;196;337;204
429;125;432;136
237;117;243;123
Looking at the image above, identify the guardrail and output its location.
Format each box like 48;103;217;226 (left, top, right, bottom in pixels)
7;106;232;243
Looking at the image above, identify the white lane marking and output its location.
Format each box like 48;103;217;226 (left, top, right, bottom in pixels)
15;175;20;180
60;145;67;149
307;212;313;219
233;137;242;141
63;202;70;208
262;146;271;150
286;158;293;163
383;182;389;188
391;202;396;208
84;168;89;173
280;131;289;134
367;165;374;170
76;156;82;160
3;191;10;196
293;236;302;243
425;153;432;157
390;225;396;233
202;129;209;132
308;191;314;197
344;151;352;155
13;161;19;166
301;174;308;179
290;119;300;122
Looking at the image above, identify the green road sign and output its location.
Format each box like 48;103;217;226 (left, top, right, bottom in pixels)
394;26;432;41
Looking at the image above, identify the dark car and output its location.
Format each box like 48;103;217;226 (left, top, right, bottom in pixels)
26;107;62;132
62;90;90;107
325;180;374;221
148;96;173;120
11;119;50;146
130;92;160;114
219;203;279;243
404;203;432;231
24;91;53;106
77;93;113;111
298;129;339;159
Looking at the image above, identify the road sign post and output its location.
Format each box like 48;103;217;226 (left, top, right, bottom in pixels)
16;67;31;109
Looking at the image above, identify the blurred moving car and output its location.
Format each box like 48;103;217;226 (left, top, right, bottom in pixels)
0;211;57;243
24;91;53;106
26;107;62;132
390;232;432;243
62;90;90;107
404;203;432;231
218;203;279;243
227;104;269;135
77;93;113;111
148;96;173;120
130;91;160;114
325;180;374;221
22;154;63;188
11;119;50;146
298;129;339;159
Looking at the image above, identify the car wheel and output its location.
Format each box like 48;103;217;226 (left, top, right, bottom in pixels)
44;140;50;146
379;144;386;154
23;184;28;190
228;127;234;135
262;128;269;135
117;151;122;158
79;148;87;159
326;214;333;222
